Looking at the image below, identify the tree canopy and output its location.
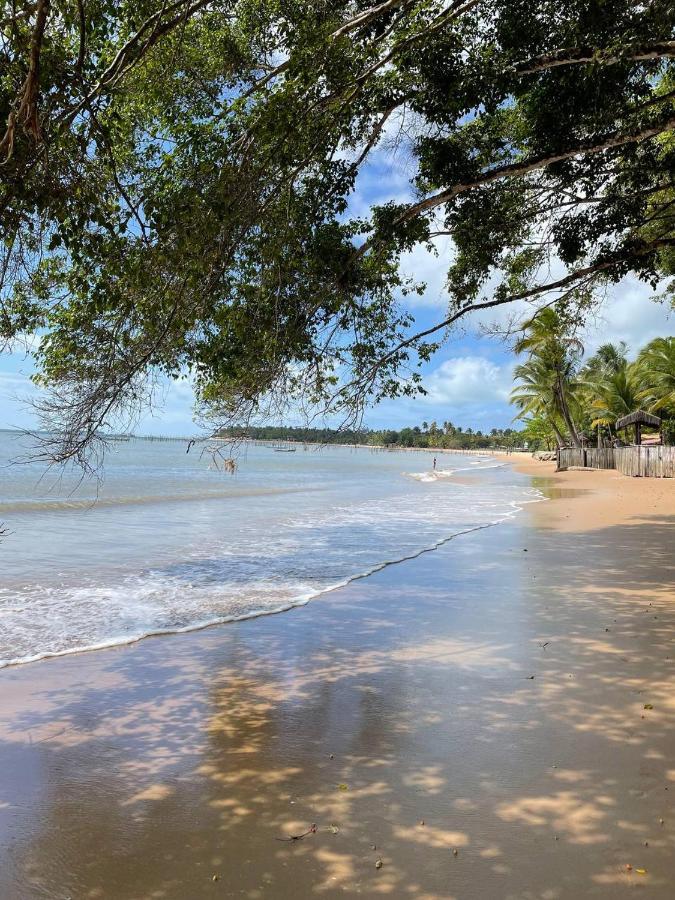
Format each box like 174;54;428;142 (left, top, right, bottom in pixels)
1;0;675;464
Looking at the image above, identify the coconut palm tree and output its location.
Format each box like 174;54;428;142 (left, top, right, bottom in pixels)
581;342;628;379
579;342;629;445
587;364;642;439
635;337;675;416
511;355;567;447
512;307;584;447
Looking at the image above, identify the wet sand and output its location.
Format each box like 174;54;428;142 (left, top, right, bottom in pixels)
1;464;674;898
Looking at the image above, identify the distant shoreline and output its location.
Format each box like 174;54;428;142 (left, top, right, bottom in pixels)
214;436;521;456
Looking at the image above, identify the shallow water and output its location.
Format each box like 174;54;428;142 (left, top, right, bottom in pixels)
0;433;539;667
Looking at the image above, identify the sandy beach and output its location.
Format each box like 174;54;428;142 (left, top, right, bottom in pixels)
1;460;674;899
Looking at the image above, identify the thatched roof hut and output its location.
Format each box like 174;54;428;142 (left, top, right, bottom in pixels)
615;410;661;445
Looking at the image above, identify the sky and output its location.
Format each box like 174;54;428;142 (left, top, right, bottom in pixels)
1;129;673;436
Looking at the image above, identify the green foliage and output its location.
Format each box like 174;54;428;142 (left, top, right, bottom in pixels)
217;422;524;451
635;337;675;415
586;366;642;428
518;415;559;452
1;1;674;463
662;419;675;445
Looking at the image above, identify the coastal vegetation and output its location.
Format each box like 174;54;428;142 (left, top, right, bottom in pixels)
512;325;675;449
0;1;674;465
218;423;524;451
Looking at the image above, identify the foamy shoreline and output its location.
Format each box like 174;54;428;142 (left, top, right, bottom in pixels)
0;441;534;670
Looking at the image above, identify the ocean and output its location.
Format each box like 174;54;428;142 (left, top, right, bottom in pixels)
0;431;539;668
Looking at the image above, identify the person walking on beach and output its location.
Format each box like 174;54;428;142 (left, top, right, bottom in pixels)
433;457;437;470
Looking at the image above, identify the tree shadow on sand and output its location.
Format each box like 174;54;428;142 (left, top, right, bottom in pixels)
1;513;674;897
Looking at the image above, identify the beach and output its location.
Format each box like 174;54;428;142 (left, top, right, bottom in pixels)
1;459;674;898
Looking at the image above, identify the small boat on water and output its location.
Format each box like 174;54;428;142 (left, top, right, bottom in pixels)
273;446;296;452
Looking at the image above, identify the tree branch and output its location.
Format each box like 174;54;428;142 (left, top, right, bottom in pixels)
340;236;675;401
56;0;214;132
515;40;675;76
358;113;675;256
331;0;408;40
0;0;50;161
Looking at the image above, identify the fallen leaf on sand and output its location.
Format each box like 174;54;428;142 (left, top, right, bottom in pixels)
644;703;654;710
636;868;647;875
337;783;349;791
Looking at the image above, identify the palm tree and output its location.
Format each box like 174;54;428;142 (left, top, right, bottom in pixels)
512;308;584;447
635;337;675;416
511;355;567;447
581;342;628;379
587;364;642;438
579;342;629;446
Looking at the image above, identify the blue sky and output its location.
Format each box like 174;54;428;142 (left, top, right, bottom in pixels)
1;134;673;436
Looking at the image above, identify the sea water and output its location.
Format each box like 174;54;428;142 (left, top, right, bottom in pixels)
0;432;539;667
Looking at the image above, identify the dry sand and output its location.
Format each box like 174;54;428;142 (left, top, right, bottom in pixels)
0;461;674;899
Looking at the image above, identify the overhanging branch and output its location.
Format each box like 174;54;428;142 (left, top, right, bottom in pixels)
357;113;675;257
515;40;675;75
339;237;675;402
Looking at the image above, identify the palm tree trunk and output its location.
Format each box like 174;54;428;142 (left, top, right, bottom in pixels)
550;419;565;448
555;375;581;447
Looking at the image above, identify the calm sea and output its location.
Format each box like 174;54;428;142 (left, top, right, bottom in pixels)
0;431;539;667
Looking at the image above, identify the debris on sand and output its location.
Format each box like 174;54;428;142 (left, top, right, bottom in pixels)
276;824;317;843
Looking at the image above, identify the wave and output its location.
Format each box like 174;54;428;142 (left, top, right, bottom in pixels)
0;484;318;514
0;489;544;670
406;468;462;482
468;461;506;470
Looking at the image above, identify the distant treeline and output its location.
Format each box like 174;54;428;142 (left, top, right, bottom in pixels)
217;422;524;450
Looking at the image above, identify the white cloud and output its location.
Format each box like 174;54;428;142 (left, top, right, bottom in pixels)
398;235;455;308
580;277;673;355
442;271;673;359
0;370;35;393
420;356;513;407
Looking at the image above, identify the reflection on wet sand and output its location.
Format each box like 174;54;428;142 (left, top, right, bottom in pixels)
529;476;590;501
1;472;675;898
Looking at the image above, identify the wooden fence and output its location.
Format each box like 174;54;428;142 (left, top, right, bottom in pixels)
558;447;616;470
615;446;675;478
558;445;675;477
